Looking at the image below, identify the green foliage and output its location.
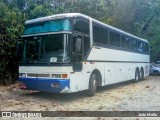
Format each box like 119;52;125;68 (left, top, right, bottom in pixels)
0;0;160;84
0;1;24;84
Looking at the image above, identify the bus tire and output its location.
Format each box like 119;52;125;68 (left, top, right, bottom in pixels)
140;68;144;80
87;73;97;96
134;69;140;83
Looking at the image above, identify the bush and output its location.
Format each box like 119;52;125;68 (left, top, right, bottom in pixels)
0;2;24;85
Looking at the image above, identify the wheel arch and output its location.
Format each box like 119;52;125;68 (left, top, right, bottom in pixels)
91;69;102;86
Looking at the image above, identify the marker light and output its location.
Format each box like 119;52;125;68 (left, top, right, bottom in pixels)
62;74;68;78
51;74;68;78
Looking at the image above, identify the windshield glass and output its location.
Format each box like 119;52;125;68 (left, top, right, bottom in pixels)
19;34;70;63
23;19;71;35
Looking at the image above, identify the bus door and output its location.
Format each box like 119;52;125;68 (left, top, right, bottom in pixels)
72;34;83;71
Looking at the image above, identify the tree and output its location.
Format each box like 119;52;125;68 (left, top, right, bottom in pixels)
0;1;24;84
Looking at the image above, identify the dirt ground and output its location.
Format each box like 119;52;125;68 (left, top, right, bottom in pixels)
0;76;160;120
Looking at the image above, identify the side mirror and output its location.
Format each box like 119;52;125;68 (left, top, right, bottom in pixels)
73;37;82;53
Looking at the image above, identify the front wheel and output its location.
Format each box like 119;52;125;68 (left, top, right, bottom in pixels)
134;69;140;83
87;73;97;96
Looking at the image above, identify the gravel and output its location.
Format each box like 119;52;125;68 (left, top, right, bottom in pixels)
0;76;160;120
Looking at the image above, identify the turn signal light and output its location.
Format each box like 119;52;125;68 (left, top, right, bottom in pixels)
62;74;68;78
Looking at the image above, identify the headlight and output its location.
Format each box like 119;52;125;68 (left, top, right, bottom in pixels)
19;73;26;77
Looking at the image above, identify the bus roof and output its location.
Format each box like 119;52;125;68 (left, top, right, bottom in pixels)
25;13;148;43
25;13;88;24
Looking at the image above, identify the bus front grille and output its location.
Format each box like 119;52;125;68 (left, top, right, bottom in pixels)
27;73;50;78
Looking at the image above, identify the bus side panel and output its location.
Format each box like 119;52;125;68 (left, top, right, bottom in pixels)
69;63;98;92
70;72;85;92
144;63;150;76
104;63;117;85
88;47;149;63
117;63;127;82
87;47;149;85
126;63;134;81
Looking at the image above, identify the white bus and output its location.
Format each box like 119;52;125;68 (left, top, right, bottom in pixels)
17;13;150;96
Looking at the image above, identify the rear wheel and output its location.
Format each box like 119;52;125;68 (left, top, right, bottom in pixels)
87;73;97;96
134;69;140;83
154;70;159;76
139;68;144;80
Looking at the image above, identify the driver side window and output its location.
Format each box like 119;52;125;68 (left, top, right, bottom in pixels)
73;35;82;62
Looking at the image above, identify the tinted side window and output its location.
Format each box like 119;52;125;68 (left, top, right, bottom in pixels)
109;31;115;46
121;35;125;48
115;33;120;47
74;19;89;34
93;24;101;43
128;39;136;50
143;43;149;54
137;41;143;53
101;28;108;44
121;36;130;49
130;39;137;51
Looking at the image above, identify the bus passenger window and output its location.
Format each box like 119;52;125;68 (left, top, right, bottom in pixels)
101;28;108;44
93;24;101;43
129;39;136;51
121;36;129;49
115;33;120;47
144;43;149;54
121;35;125;48
130;39;137;51
109;31;115;46
74;19;89;34
137;42;143;53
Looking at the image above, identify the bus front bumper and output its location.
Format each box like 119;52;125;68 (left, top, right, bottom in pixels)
18;77;70;93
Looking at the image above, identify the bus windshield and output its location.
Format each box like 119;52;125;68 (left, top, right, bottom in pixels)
23;19;71;35
19;34;70;64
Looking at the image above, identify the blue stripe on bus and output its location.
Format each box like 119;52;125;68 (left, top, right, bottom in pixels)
18;77;70;93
